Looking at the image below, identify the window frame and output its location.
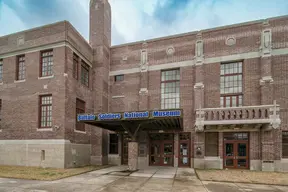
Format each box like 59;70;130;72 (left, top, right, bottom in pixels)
73;53;79;80
0;59;3;81
81;61;89;87
161;68;180;109
282;131;288;158
16;55;25;81
39;95;52;128
109;134;119;154
220;62;243;108
205;132;219;157
40;50;53;77
114;74;124;82
75;98;85;132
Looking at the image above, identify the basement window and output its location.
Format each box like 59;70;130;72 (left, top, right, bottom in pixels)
114;75;124;82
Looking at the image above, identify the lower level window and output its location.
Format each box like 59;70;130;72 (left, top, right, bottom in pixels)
76;99;85;132
39;95;52;128
205;132;219;156
109;134;118;154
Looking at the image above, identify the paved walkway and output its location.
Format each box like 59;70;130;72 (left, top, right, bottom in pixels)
0;166;287;192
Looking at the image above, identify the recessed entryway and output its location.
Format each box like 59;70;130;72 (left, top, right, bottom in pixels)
223;132;249;169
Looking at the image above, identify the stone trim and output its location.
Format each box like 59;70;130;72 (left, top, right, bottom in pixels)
111;95;125;99
38;75;54;80
0;41;92;68
139;88;148;95
0;139;71;144
37;128;53;132
109;48;288;76
74;129;86;134
260;76;274;85
14;79;26;83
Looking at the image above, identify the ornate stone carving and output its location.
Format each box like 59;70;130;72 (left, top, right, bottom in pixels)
166;46;175;56
260;29;272;57
194;82;204;89
17;36;24;46
260;76;274;85
225;36;236;46
269;100;281;129
140;49;148;72
195;109;205;132
139;88;148;95
195;33;204;65
122;56;128;61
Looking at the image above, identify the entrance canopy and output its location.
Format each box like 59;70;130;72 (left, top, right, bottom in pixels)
77;109;183;133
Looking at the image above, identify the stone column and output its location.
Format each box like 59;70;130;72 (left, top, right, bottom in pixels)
128;141;138;171
194;33;205;168
174;133;179;167
259;20;280;171
138;43;149;111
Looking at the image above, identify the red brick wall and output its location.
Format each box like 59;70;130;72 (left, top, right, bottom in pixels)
0;47;66;140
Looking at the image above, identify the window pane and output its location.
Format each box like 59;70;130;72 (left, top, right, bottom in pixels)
161;69;180;109
41;50;53;77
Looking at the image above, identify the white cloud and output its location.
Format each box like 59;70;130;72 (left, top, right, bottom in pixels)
0;0;287;45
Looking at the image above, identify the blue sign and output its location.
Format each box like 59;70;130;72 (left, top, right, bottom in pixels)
77;114;96;121
152;110;181;117
124;111;149;119
98;113;121;120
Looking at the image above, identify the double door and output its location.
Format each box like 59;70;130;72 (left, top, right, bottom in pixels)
150;141;173;166
224;141;249;169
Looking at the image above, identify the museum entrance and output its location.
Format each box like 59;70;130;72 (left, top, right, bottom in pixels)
149;133;174;166
223;132;249;169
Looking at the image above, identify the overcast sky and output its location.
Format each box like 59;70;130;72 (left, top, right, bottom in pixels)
0;0;288;45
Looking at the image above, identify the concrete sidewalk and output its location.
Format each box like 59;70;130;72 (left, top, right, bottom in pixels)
0;166;287;192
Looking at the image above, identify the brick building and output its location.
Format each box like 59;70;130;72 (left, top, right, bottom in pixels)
0;0;288;171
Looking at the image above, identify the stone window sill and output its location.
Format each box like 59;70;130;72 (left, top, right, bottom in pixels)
74;129;86;134
112;95;125;99
37;128;53;131
38;75;54;80
0;129;2;132
0;82;3;85
14;79;26;83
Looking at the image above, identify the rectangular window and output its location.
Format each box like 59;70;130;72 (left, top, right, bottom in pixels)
161;69;180;109
40;50;53;77
81;61;89;87
109;134;118;154
283;131;288;158
220;62;243;107
205;132;219;156
73;53;79;80
114;75;124;82
16;55;25;80
76;98;85;132
39;95;52;128
0;59;3;81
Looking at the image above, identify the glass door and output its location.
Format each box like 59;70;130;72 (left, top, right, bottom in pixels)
224;141;249;169
224;142;236;168
178;133;191;167
236;142;248;169
163;142;173;166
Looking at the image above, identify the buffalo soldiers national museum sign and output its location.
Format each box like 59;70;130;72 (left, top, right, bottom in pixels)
77;110;182;121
